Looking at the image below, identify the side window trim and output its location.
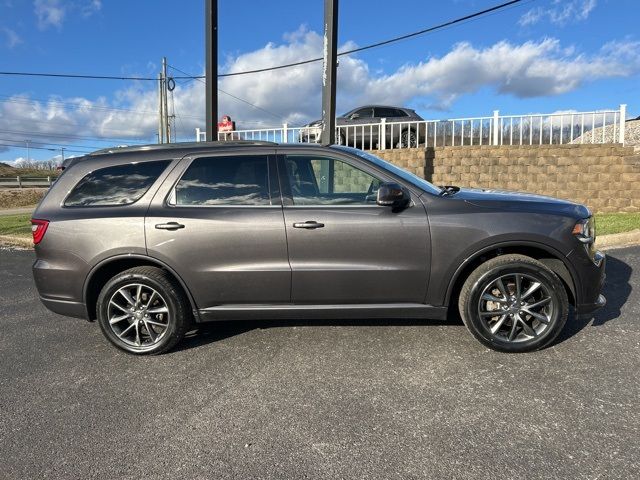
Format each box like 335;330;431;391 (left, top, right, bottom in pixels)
165;153;281;208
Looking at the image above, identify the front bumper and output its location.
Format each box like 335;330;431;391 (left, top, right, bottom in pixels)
574;250;607;315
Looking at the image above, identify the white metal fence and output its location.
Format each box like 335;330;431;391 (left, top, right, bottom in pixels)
196;105;628;149
0;176;53;188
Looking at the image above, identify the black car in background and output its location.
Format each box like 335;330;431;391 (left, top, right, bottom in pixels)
300;105;424;148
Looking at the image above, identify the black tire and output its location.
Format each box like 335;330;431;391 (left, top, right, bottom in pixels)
458;254;568;353
400;129;417;148
96;266;191;355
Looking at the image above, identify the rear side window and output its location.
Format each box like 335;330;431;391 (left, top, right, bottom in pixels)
64;160;170;207
173;155;270;206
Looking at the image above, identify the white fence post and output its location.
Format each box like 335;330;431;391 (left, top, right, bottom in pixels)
492;110;500;146
380;118;387;150
619;104;627;145
195;128;201;142
282;123;288;143
17;175;22;188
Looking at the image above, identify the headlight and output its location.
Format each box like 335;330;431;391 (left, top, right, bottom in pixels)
573;217;595;244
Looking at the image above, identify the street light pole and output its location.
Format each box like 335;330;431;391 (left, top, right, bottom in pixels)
320;0;339;145
205;0;218;142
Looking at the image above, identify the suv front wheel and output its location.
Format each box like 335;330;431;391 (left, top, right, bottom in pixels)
458;254;569;353
96;266;191;355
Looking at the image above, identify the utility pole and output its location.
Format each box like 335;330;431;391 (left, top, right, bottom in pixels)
157;73;164;144
205;0;218;142
60;147;65;163
320;0;339;145
25;139;30;164
162;57;170;143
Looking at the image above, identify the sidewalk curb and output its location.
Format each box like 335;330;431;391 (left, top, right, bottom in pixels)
596;229;640;251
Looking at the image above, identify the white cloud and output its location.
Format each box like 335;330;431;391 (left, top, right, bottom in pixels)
1;27;22;48
81;0;101;17
34;0;65;30
520;0;597;26
1;30;638;150
33;0;100;30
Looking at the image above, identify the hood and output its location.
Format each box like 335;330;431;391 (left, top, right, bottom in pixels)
451;187;591;218
304;119;323;127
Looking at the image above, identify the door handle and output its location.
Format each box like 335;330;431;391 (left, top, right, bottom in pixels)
155;222;185;231
293;221;325;229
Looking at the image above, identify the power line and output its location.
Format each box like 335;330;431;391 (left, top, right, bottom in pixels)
0;94;205;120
0;0;526;81
0;142;89;154
0;129;148;144
0;138;99;151
167;64;285;122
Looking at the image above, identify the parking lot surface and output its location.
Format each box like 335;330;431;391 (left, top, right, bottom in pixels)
0;247;638;479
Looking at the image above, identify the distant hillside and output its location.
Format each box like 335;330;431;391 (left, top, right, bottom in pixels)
0;163;16;176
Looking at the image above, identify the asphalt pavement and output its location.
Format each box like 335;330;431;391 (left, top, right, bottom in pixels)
0;247;638;479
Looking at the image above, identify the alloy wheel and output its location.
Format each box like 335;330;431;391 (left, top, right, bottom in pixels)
477;273;554;343
107;283;170;349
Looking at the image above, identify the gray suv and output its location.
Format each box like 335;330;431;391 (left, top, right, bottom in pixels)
31;141;606;355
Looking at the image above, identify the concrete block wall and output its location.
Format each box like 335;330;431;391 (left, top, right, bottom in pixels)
374;144;640;213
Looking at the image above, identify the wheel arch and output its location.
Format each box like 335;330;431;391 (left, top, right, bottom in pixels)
83;254;198;321
445;241;578;310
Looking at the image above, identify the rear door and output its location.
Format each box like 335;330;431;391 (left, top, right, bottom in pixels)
146;150;290;310
278;149;430;304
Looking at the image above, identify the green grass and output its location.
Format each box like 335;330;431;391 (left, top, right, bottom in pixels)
595;213;640;236
1;212;639;242
0;214;33;238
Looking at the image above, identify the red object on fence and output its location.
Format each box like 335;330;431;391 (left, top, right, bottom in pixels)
217;115;235;132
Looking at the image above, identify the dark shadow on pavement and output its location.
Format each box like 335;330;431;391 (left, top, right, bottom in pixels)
173;317;461;353
557;252;633;342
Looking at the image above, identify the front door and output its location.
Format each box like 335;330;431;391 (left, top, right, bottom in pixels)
146;151;290;310
279;151;430;305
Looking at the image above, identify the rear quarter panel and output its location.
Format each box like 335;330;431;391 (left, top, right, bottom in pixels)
32;154;179;305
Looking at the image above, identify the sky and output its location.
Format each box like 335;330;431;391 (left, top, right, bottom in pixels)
0;0;639;163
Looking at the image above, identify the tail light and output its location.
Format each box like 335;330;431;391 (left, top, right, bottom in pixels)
31;219;49;245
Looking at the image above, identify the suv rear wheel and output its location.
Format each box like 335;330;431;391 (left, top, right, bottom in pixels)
96;266;191;355
458;254;569;353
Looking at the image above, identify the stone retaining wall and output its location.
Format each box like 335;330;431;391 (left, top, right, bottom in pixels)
374;144;640;213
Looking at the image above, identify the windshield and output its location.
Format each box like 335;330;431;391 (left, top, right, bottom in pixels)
332;146;442;195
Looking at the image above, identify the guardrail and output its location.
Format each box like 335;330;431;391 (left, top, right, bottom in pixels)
196;105;628;149
0;176;53;188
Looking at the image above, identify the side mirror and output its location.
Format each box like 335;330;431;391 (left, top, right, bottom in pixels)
377;182;410;210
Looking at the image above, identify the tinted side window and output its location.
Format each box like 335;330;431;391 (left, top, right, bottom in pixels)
375;107;397;118
354;108;374;118
174;155;270;206
285;155;381;206
64;160;170;207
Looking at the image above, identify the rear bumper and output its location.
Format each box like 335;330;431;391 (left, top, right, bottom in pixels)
33;257;89;320
39;296;88;319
